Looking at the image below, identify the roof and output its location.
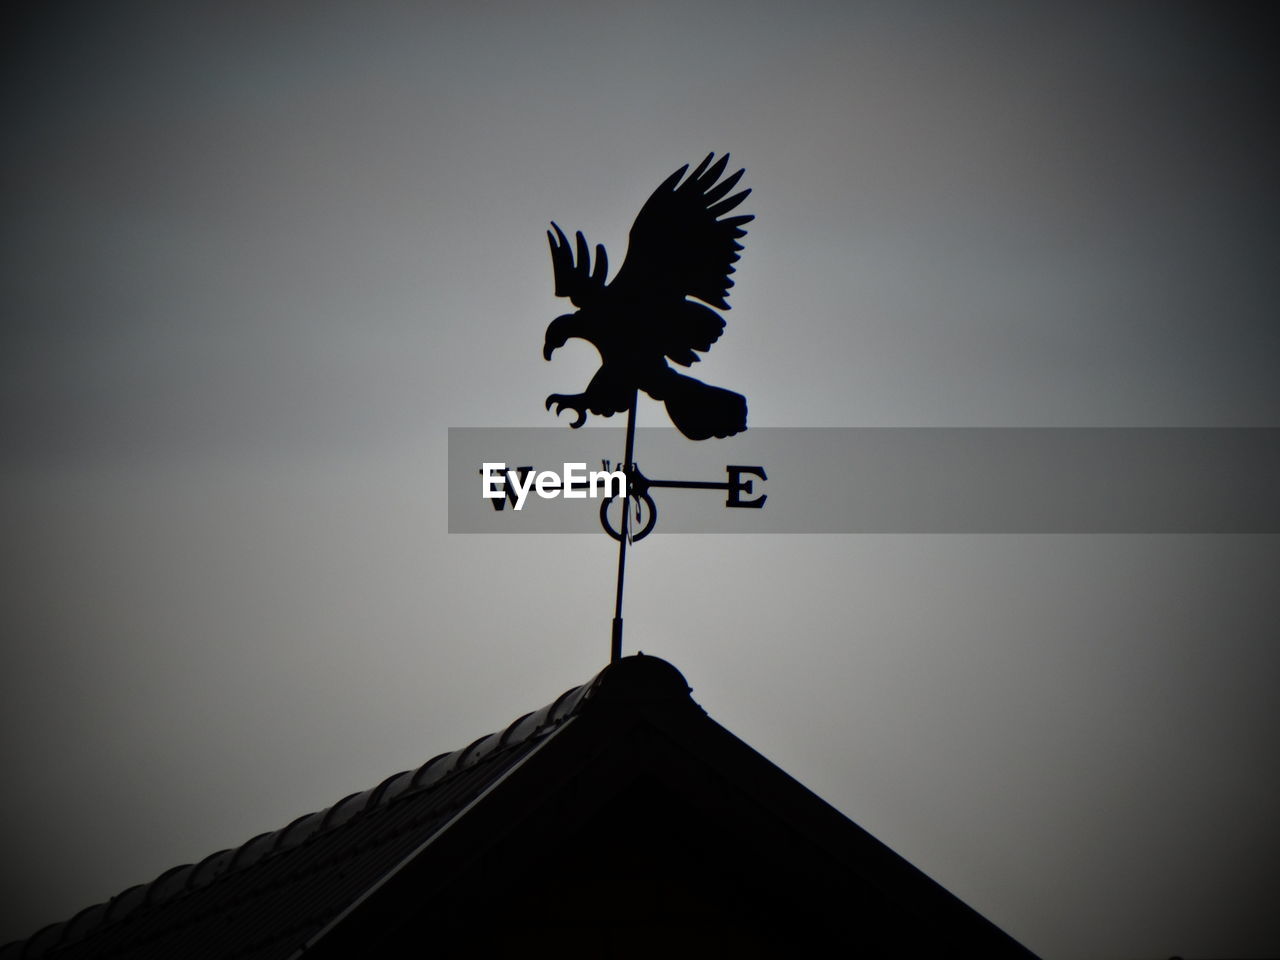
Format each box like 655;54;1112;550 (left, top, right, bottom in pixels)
1;664;601;960
2;655;1038;958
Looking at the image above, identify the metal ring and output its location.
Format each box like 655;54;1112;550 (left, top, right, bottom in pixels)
599;490;657;542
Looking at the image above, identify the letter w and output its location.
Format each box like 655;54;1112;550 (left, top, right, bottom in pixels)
486;466;533;511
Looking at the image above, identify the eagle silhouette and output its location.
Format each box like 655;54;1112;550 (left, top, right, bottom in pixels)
543;153;752;441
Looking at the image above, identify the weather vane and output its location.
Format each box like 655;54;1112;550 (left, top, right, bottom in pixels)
541;153;766;662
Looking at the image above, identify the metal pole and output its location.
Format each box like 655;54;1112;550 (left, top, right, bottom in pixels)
610;392;638;663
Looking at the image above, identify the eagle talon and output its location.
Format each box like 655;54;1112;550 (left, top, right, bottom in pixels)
545;394;588;429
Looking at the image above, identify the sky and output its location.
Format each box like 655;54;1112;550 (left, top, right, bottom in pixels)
2;1;1279;956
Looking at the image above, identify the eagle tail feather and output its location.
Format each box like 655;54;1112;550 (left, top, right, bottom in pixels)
648;370;746;441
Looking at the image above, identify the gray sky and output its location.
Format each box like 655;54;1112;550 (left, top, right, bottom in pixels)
3;2;1279;956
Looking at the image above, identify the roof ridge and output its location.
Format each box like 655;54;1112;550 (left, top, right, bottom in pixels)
4;658;658;958
3;655;693;958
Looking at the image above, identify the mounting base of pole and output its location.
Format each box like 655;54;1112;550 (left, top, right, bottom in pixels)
610;618;623;663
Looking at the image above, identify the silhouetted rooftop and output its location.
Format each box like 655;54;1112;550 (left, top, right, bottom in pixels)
2;655;1037;958
1;660;619;959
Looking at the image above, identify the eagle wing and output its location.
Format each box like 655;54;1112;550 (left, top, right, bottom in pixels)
610;154;752;365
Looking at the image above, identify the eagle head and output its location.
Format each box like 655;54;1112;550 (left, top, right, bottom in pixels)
542;312;579;361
